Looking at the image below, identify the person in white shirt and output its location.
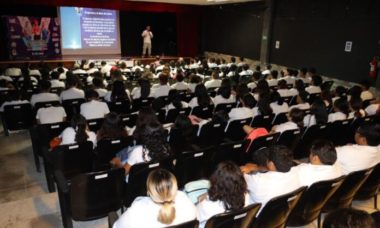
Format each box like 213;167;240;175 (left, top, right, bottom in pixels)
166;90;188;111
5;65;22;77
305;75;322;94
131;78;152;100
100;61;112;77
50;71;65;88
239;64;254;76
328;98;350;122
86;62;98;75
261;64;272;76
298;68;311;84
228;93;255;121
72;64;87;75
151;74;171;98
277;79;292;97
365;103;379;116
80;90;110;120
0;91;30;112
113;169;196;228
36;105;67;124
272;108;304;133
289;91;310;111
28;65;41;77
141;26;153;57
197;161;250;228
336;124;380;174
248;72;261;90
360;80;374;102
266;70;279;88
270;91;289;115
204;71;222;89
59;114;97;147
304;99;328;127
30;80;60;106
188;84;213;108
296;140;342;187
171;73;189;91
92;77;108;98
213;85;236;107
53;63;68;74
252;93;273;118
279;69;296;86
60;73;85;102
241;146;301;211
348;97;366;119
105;80;131;102
188;74;202;93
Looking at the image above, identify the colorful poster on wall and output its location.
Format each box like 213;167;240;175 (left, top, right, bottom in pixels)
3;16;61;60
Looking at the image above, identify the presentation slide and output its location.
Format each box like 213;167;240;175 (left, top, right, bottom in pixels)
59;7;121;55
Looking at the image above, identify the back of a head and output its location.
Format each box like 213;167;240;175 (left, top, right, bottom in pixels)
333;97;350;116
40;80;51;91
335;86;348;97
312;75;322;86
289;108;304;128
147;169;178;225
268;145;293;172
350;96;364;118
159;73;169;85
242;93;256;109
51;71;60;80
209;161;247;211
138;78;151;99
218;86;231;99
310;99;328;124
298;91;309;103
270;91;284;105
310;140;337;165
66;72;78;88
356;124;380;146
278;79;287;89
70;114;88;144
323;208;375;228
168;89;182;109
300;68;307;75
256;79;270;96
93;77;104;88
176;73;184;82
348;85;363;99
295;79;305;92
195;84;210;106
257;93;273;115
271;70;279;79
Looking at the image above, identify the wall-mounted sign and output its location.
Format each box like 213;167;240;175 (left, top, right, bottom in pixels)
345;41;352;52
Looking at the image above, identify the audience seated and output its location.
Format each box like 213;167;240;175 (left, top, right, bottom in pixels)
59;114;97;147
30;80;60;106
305;75;322;94
336;124;380;175
60;73;85;101
276;79;292;97
166;90;188;111
188;74;202;93
105;80;130;102
80;90;110;120
50;71;65;89
171;73;189;91
213;85;236;106
295;140;342;186
265;70;278;88
112;169;196;228
279;68;296;86
289;91;310;111
349;96;366;119
228;93;255;121
0;90;30;112
196;161;249;228
252;93;273;117
205;71;222;89
97;112;128;141
303;99;328;127
323;208;375;228
36;103;67;124
360;80;374;102
297;67;311;84
270;91;289;115
271;108;304;133
131;78;152;100
189;84;213;108
92;76;108;98
328;97;350;122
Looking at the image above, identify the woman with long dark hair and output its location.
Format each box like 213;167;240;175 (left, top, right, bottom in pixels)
270;91;289;114
166;89;188;110
59;114;97;147
328;97;350;122
304;99;328;127
252;93;273;117
131;78;152;99
97;112;128;141
104;80;130;102
188;84;212;108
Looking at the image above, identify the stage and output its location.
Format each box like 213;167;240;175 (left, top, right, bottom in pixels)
0;55;189;69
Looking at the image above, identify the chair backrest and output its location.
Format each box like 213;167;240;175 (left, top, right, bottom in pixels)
212;140;248;167
307;93;321;104
214;102;236;113
225;118;252;141
167;220;199;228
107;99;130;114
251;114;275;131
120;113;138;128
204;203;262;228
132;97;154;112
180;93;194;103
34;100;61;111
37;122;69;146
70;168;125;220
286;176;345;227
166;107;191;123
95;137;133;166
198;121;226;147
127;157;174;206
276;129;301;151
253;186;307;228
323;167;373;210
51;141;94;180
293;124;327;159
62;98;85;120
246;133;280;160
355;163;380;201
325;120;351;146
348;116;373;144
272;113;288;126
168;126;199;155
3;103;34;131
175;146;214;188
87;118;104;133
191;105;214;119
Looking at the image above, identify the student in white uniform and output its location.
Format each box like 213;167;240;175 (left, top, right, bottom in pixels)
60;73;85;102
100;61;112;77
270;91;289;115
328;97;350;122
289;91;310;111
296;140;342;187
166;89;188;111
92;77;108;98
348;97;366;119
360;80;374;102
272;108;304;133
5;65;22;77
104;80;130;102
323;208;375;228
50;71;65;89
213;85;236;106
298;68;311;84
80;90;110;120
171;73;189;91
305;75;322;94
242;146;301;211
59;114;97;147
336;124;380;175
30;80;60;107
252;93;273;118
276;80;292;97
205;71;222;89
113;169;196;228
266;70;279;88
228;93;255;121
188;84;213;108
131;78;152;100
197;161;250;228
304;99;328;127
36;105;67;124
151;73;171;98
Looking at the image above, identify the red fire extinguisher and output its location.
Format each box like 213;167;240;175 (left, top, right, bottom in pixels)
369;57;378;79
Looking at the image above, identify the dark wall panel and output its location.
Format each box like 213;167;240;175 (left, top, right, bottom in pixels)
270;0;380;83
201;2;264;59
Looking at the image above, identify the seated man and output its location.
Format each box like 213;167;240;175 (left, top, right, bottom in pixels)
80;90;110;120
241;145;301;209
171;73;189;91
60;73;85;102
204;71;222;89
305;75;322;94
296;140;342;187
30;80;60;107
36;104;67;124
50;71;65;88
336;124;380;174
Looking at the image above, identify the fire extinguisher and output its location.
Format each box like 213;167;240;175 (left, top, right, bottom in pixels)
369;57;378;79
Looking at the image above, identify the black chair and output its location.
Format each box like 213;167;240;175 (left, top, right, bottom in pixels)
107;99;130;114
204;203;261;228
44;142;94;192
125;157;174;206
250;114;275;131
55;168;125;228
286;176;345;227
87;118;104;133
180;93;194;103
252;186;307;228
34;100;61;111
131;97;154;112
191;105;214;119
120;113;138;128
293;124;327;159
212;140;248;167
168;126;199;155
197;121;226;147
214;102;236;113
348;116;373;143
245;133;280;164
325;120;351;146
156;109;167;124
95;137;133;167
320;167;374;225
282;96;293;104
166;107;191;123
276;129;301;152
321;81;334;91
224;118;252;141
272;113;288;126
354;163;380;209
175;146;214;188
62;98;85;120
307;93;321;104
2;103;33;136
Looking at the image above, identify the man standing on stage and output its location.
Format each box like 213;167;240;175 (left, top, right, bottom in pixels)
141;26;153;57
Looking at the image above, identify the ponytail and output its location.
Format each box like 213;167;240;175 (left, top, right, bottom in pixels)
158;201;176;224
71;115;89;143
